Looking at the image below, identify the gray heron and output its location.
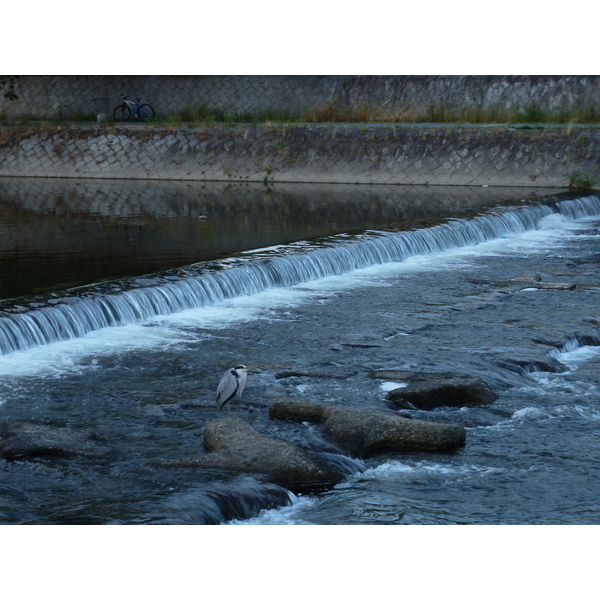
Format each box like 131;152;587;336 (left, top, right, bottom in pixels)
216;365;248;415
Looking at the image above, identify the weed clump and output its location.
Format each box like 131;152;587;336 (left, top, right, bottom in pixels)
569;171;595;191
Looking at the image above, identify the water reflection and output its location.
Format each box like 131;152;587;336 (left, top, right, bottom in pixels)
0;177;557;301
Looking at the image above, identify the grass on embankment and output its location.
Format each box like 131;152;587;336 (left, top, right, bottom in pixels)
142;101;600;127
1;100;599;127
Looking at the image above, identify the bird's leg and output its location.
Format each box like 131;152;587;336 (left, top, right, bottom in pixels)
228;403;231;417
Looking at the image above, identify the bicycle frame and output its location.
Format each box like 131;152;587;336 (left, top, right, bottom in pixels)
121;96;144;118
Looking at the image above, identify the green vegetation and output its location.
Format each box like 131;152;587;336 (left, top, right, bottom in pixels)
160;104;297;127
568;171;596;191
414;101;598;126
1;98;599;127
287;100;598;126
0;111;97;127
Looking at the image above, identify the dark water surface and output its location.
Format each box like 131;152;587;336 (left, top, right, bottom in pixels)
0;178;599;525
0;177;556;301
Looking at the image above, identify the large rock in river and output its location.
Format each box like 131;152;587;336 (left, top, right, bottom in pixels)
370;370;497;410
269;398;466;457
0;421;110;460
156;417;344;492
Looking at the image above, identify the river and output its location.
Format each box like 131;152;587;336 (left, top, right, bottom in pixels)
0;178;599;525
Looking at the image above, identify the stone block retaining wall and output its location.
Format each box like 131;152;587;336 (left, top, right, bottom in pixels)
0;124;598;187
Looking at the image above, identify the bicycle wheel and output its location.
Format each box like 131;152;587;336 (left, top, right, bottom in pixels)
139;104;155;121
113;105;131;122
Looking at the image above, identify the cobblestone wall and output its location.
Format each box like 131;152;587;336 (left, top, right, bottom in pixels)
0;124;598;187
1;76;599;120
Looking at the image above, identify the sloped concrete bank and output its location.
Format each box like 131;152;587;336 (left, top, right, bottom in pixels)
0;124;598;187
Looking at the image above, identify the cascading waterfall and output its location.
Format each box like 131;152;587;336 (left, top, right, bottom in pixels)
1;195;599;356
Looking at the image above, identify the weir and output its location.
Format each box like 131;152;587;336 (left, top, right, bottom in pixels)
1;195;599;357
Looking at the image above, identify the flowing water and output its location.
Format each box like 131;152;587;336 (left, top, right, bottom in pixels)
1;178;599;525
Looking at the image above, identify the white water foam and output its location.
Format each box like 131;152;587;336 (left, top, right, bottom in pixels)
511;406;553;421
525;343;600;398
379;381;408;392
0;287;319;380
347;460;503;482
512;404;600;422
555;344;600;368
537;213;576;230
228;492;318;525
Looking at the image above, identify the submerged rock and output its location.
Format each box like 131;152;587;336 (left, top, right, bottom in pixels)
370;370;497;410
156;417;343;492
0;421;110;461
274;368;358;380
267;398;331;423
269;398;466;457
469;272;576;291
152;478;294;525
496;356;568;374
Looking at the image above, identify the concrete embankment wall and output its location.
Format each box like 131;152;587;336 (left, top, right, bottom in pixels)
1;75;599;119
0;125;598;187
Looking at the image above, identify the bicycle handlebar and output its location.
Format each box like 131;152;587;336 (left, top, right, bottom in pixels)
121;94;143;103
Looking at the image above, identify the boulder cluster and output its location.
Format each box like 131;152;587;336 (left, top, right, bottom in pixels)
155;371;495;492
0;370;496;494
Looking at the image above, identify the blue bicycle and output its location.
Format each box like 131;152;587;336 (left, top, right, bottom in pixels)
113;95;155;122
